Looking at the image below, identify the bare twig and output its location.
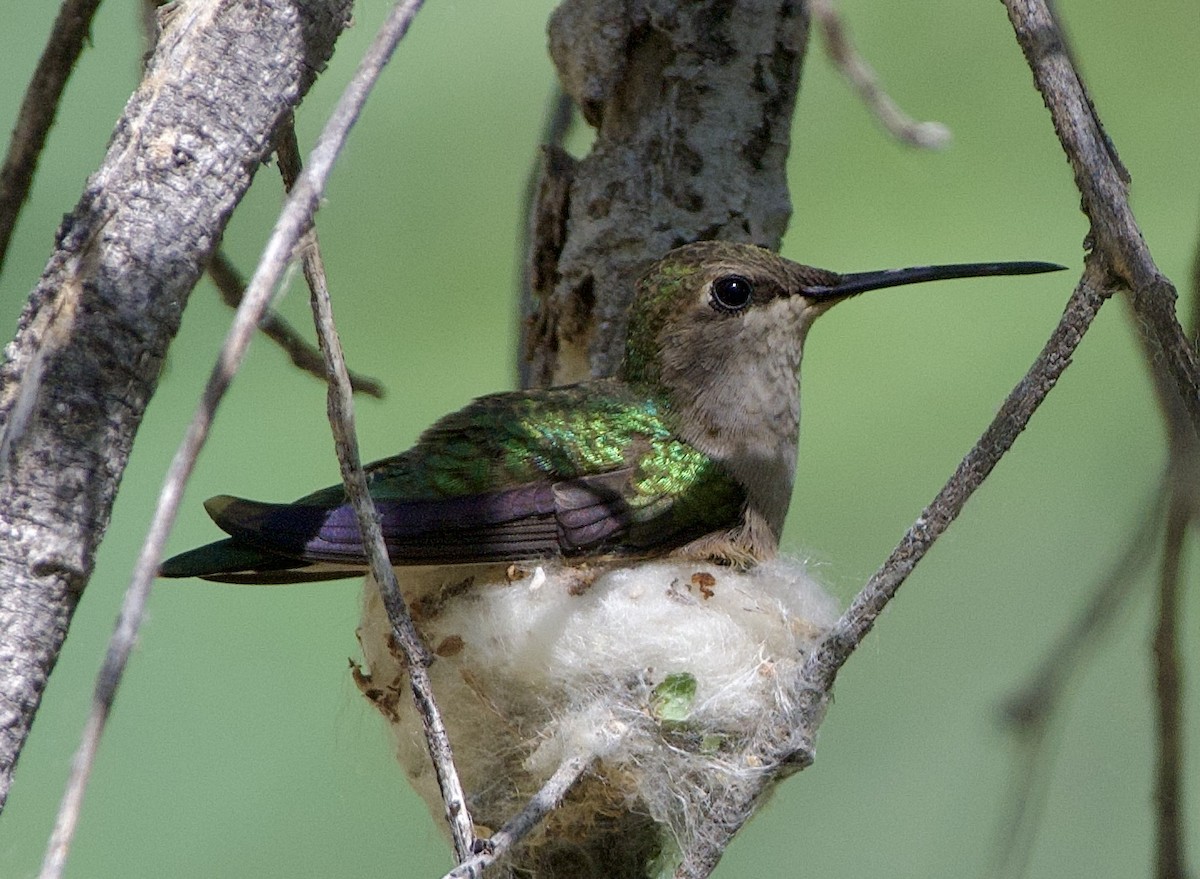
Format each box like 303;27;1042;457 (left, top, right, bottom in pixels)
444;754;596;879
1003;0;1200;438
990;484;1165;879
801;275;1103;695
0;0;103;276
807;0;951;150
1003;485;1164;733
999;7;1196;877
673;274;1103;879
207;251;385;397
1152;495;1188;879
36;2;425;875
987;710;1060;879
274;117;476;862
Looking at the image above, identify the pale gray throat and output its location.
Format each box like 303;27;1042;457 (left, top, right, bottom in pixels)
661;302;814;538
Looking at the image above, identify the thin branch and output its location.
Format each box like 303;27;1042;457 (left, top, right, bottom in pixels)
0;0;103;276
997;8;1197;875
1002;485;1164;733
807;0;951;150
1152;495;1189;879
990;484;1165;879
444;754;597;879
274;119;476;862
674;274;1105;879
801;274;1105;696
1003;0;1200;440
207;251;385;398
986;710;1061;879
36;2;425;875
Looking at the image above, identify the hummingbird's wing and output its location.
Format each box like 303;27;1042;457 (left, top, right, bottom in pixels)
160;382;745;583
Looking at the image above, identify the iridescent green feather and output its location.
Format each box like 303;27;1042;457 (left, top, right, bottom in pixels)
295;378;744;539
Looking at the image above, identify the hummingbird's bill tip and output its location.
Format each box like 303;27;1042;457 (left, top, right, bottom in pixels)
996;260;1069;275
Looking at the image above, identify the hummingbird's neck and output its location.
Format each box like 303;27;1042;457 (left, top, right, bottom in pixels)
638;303;816;547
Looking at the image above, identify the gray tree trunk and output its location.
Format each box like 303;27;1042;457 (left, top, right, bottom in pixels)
0;0;353;810
515;2;810;875
0;0;808;874
525;0;808;387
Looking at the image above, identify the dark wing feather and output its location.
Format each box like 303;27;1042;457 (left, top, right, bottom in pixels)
161;382;747;583
194;464;705;572
205;481;562;566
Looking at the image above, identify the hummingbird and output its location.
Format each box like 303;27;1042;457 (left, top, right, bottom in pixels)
160;240;1063;583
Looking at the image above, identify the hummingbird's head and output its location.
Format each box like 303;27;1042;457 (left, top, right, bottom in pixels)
619;241;844;544
620;239;1066;393
621;240;840;390
619;240;1065;546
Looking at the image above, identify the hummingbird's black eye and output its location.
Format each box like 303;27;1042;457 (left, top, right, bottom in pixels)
710;275;754;313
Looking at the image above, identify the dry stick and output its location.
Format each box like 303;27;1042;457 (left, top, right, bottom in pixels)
301;222;477;863
207;251;385;398
800;276;1105;697
999;453;1192;879
1153;496;1188;879
988;706;1060;879
0;0;103;275
36;3;427;877
1002;4;1197;876
676;276;1107;879
1003;0;1200;436
807;0;950;150
443;753;596;879
273;123;477;863
990;483;1166;879
1002;484;1165;733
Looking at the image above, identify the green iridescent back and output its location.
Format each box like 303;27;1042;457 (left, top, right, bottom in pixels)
295;378;745;540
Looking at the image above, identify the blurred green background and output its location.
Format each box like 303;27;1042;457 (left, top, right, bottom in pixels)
2;1;1197;877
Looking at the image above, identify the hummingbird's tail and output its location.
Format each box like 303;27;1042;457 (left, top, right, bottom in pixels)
159;537;366;584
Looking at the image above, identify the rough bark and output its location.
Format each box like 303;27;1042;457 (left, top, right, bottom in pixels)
524;0;809;386
0;0;352;809
518;2;809;876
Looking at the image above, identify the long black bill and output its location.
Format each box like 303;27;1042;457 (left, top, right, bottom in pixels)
802;260;1067;301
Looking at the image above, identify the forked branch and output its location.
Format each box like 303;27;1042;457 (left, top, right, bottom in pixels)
274;118;477;862
676;1;1196;873
33;1;425;874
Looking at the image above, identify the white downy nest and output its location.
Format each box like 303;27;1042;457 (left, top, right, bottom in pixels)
356;558;838;875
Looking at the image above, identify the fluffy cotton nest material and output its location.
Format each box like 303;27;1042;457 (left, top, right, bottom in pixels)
356;558;838;877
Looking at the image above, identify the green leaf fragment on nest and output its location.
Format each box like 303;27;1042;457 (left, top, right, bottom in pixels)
650;672;697;723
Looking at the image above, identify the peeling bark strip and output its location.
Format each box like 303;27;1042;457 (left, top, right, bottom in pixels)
0;0;352;810
526;0;810;386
